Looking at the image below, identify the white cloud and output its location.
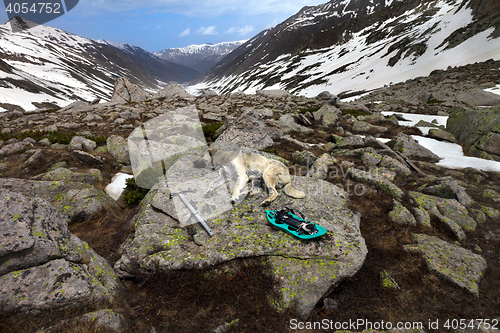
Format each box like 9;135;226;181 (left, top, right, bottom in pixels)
178;28;190;37
196;26;217;35
265;18;282;29
225;25;255;36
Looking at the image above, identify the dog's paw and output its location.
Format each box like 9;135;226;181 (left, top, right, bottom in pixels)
260;200;271;207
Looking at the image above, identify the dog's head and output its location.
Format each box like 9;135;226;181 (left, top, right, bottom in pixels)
193;149;215;168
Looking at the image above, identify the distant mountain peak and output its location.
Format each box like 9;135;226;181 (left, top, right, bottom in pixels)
155;40;247;73
6;16;38;31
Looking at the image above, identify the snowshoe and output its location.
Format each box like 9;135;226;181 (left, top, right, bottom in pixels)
265;207;327;240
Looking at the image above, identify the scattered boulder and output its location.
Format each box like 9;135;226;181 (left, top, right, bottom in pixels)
413;206;431;227
316;91;339;106
333;135;366;149
476;131;500;156
380;270;400;289
256;89;289;98
306;154;337;179
352;120;387;134
33;168;103;185
40;309;127;333
338;103;372;115
155;83;194;100
428;128;457;143
110;77;148;104
119;110;141;121
21;149;44;170
389;200;417;226
409;191;476;240
379;156;412;175
312;104;341;126
82;114;103;122
483;188;500;203
0;141;32;157
388;133;441;163
216;110;282;149
292;150;317;166
0;190;118;314
73;150;106;165
405;234;487;296
69;136;97;152
278;114;313;133
107;135;131;165
361;151;383;166
60;100;93;113
422;177;472;207
415;119;440;128
348;167;404;199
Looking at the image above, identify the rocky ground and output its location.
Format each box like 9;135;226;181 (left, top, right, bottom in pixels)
0;59;500;332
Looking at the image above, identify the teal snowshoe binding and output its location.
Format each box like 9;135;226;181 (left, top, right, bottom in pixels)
265;207;327;240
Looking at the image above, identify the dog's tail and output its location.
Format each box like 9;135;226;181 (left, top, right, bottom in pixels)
283;183;306;199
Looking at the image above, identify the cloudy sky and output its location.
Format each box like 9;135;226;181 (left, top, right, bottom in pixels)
1;0;327;52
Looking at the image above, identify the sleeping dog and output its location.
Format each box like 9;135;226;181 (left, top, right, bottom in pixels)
193;148;305;206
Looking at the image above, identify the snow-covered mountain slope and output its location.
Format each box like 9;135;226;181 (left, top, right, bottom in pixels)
156;41;246;73
0;17;199;112
193;0;500;96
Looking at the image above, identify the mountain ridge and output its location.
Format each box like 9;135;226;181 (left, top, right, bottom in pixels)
0;17;199;111
194;0;500;96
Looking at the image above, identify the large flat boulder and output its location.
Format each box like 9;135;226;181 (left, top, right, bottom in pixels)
0;190;118;314
0;178;118;224
114;157;367;318
405;234;487;296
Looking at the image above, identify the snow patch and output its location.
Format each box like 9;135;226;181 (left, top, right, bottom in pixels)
413;136;500;172
381;111;448;134
484;84;500;96
105;173;134;201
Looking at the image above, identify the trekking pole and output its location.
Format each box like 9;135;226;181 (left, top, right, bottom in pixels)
177;192;213;237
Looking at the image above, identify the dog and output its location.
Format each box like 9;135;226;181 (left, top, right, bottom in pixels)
193;148;305;206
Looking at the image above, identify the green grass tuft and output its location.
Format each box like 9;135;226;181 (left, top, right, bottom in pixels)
122;177;150;204
427;98;445;104
202;122;224;141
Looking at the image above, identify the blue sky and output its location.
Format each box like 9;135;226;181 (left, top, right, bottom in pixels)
1;0;327;52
